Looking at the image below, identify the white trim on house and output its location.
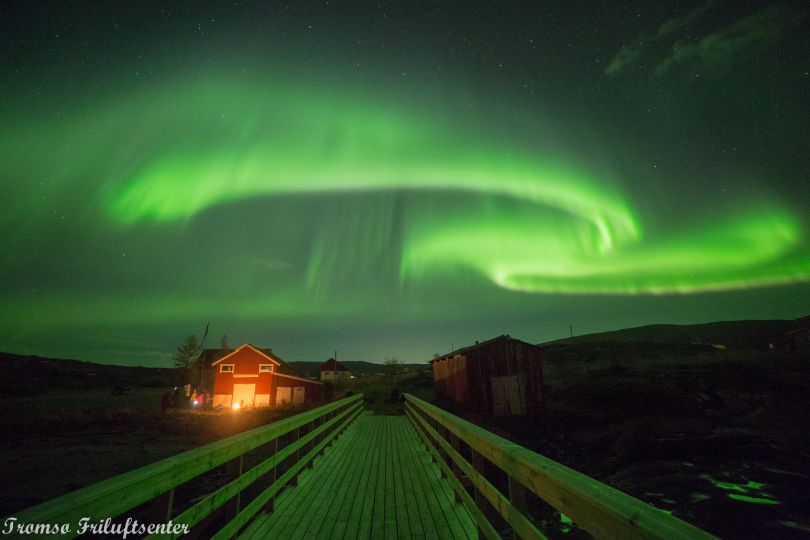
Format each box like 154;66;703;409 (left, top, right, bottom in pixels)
220;364;235;373
233;374;259;378
211;344;283;366
259;364;274;373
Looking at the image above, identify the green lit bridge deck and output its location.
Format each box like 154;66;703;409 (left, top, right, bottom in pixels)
241;413;475;539
8;394;717;539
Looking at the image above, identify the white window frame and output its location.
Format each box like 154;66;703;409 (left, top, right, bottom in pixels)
259;364;274;373
220;364;234;373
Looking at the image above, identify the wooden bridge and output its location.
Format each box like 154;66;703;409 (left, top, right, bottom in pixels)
9;394;717;539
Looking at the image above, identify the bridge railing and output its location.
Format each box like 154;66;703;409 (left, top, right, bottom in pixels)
8;393;363;539
404;393;716;540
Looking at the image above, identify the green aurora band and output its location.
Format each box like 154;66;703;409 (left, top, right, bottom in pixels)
5;77;810;300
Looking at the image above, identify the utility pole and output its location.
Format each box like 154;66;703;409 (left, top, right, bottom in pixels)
569;325;573;338
334;349;338;361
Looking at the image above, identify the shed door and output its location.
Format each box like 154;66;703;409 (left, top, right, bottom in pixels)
292;386;305;404
232;384;255;408
491;376;525;416
276;387;291;405
276;386;305;405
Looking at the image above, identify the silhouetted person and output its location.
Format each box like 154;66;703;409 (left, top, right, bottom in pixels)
161;390;174;414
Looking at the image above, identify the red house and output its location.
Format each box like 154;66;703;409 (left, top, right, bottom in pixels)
211;344;322;409
320;357;351;381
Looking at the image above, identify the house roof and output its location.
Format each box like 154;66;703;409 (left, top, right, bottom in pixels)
197;348;235;366
320;357;349;372
430;334;538;363
210;344;284;366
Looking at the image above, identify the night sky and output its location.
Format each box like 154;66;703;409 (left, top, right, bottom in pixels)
1;1;808;366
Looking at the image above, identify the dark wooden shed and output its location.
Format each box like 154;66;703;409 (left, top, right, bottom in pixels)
430;335;544;417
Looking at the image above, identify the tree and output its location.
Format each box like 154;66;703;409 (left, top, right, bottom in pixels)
174;334;201;382
384;357;401;377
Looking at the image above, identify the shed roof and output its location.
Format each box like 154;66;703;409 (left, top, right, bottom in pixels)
274;371;323;386
430;334;538;363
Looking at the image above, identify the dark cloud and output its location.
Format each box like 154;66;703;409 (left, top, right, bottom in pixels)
606;2;804;78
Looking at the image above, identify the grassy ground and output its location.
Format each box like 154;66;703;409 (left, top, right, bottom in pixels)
457;351;810;539
8;356;805;538
0;375;434;517
0;387;311;515
345;369;435;414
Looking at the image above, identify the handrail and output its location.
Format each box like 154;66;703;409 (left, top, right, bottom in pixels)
404;393;717;540
7;394;363;539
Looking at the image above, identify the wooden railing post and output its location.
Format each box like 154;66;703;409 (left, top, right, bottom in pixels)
449;433;464;503
430;416;438;463
307;420;315;468
10;394;364;540
290;427;301;486
438;424;448;479
263;438;279;512
508;476;530;540
151;487;174;523
472;450;486;539
226;454;244;519
403;393;718;540
471;450;500;539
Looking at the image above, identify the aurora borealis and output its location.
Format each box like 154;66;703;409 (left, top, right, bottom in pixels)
1;2;809;365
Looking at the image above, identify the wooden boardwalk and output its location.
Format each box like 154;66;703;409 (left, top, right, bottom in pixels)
240;413;476;539
10;394;716;539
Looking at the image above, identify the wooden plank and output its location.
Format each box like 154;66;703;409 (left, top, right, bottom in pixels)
407;408;487;540
402;412;449;539
368;417;389;540
411;403;542;540
149;401;362;538
404;394;717;540
402;410;474;540
211;404;363;540
391;417;421;539
251;408;363;538
313;413;378;539
293;414;367;537
227;414;360;540
272;417;363;538
334;414;384;539
384;417;399;540
8;394;363;539
243;413;481;540
398;416;440;539
412;415;487;540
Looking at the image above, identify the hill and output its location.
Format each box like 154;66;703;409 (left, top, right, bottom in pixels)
544;317;807;350
283;360;429;379
536;316;809;387
0;352;177;396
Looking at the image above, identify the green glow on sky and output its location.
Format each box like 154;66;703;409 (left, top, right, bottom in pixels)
90;80;809;296
1;0;809;365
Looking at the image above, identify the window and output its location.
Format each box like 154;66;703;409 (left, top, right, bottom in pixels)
259;364;273;373
220;364;234;373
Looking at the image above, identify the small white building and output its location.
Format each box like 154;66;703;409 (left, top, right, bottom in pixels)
320;357;351;381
